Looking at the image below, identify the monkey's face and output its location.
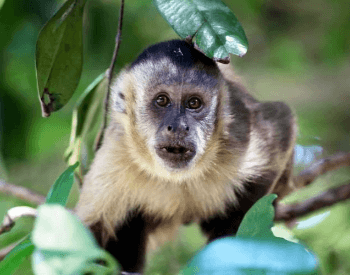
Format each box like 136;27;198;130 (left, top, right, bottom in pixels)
112;40;223;174
135;80;219;172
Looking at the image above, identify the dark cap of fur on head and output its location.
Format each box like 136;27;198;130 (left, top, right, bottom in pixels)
129;40;220;89
130;40;217;70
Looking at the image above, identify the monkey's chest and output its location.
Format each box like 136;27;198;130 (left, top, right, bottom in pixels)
133;179;238;222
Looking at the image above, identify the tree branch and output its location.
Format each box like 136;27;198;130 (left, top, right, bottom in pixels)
0;206;37;235
1;151;349;233
294;152;350;187
275;182;350;222
0;180;45;205
95;0;125;151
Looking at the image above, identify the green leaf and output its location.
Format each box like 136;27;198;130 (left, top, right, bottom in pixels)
153;0;248;60
45;162;79;205
182;237;318;275
64;73;107;177
0;235;35;274
32;250;118;275
32;204;119;274
36;0;87;117
237;194;277;239
32;204;97;251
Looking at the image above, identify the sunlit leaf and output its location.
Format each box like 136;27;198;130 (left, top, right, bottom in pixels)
237;194;277;239
32;204;97;251
32;204;119;274
181;194;319;274
182;237;318;274
45;162;79;205
36;0;87;117
64;73;107;177
32;249;118;275
153;0;248;60
0;0;5;10
0;235;34;274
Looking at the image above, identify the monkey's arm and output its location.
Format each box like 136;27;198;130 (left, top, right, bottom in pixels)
76;125;163;273
89;211;156;273
91;218;146;272
200;172;275;241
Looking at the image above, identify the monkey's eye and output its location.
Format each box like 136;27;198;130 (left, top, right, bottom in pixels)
156;95;170;107
187;97;202;109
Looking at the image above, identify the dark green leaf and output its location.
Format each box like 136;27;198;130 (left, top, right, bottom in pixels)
45;162;79;205
0;235;34;274
183;237;318;274
36;0;87;117
153;0;248;60
64;73;107;177
237;194;277;239
0;150;8;180
32;204;119;274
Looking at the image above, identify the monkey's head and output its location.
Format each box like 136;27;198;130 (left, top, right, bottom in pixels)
112;40;231;180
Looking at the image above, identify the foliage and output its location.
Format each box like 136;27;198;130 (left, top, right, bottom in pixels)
1;0;350;274
35;0;246;116
32;204;119;275
0;163;119;274
1;186;319;274
154;0;248;59
0;236;34;275
45;162;79;205
182;194;318;275
236;194;276;239
36;0;86;116
64;73;107;178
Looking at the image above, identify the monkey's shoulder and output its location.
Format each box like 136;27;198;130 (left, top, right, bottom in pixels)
254;101;297;153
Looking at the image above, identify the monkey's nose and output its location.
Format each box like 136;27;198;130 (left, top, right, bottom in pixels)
167;124;189;132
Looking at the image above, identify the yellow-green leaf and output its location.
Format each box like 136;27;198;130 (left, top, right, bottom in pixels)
0;0;5;10
64;74;107;177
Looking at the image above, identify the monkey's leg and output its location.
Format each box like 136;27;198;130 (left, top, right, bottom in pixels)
90;211;150;274
200;173;276;242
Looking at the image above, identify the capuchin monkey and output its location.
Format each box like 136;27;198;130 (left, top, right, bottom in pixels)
75;40;297;274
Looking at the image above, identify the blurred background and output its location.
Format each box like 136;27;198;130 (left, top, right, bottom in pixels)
0;0;349;274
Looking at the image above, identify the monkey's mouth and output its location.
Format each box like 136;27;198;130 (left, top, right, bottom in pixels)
155;143;196;169
162;146;190;154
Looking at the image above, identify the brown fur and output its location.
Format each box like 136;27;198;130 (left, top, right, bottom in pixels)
75;40;297;273
76;66;296;236
76;73;245;237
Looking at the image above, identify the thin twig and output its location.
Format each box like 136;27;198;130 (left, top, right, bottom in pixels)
0;180;45;205
0;206;37;235
95;0;125;151
275;182;350;221
294;152;350;187
0;243;16;261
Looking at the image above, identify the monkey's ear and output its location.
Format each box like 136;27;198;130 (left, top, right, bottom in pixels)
111;72;126;114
